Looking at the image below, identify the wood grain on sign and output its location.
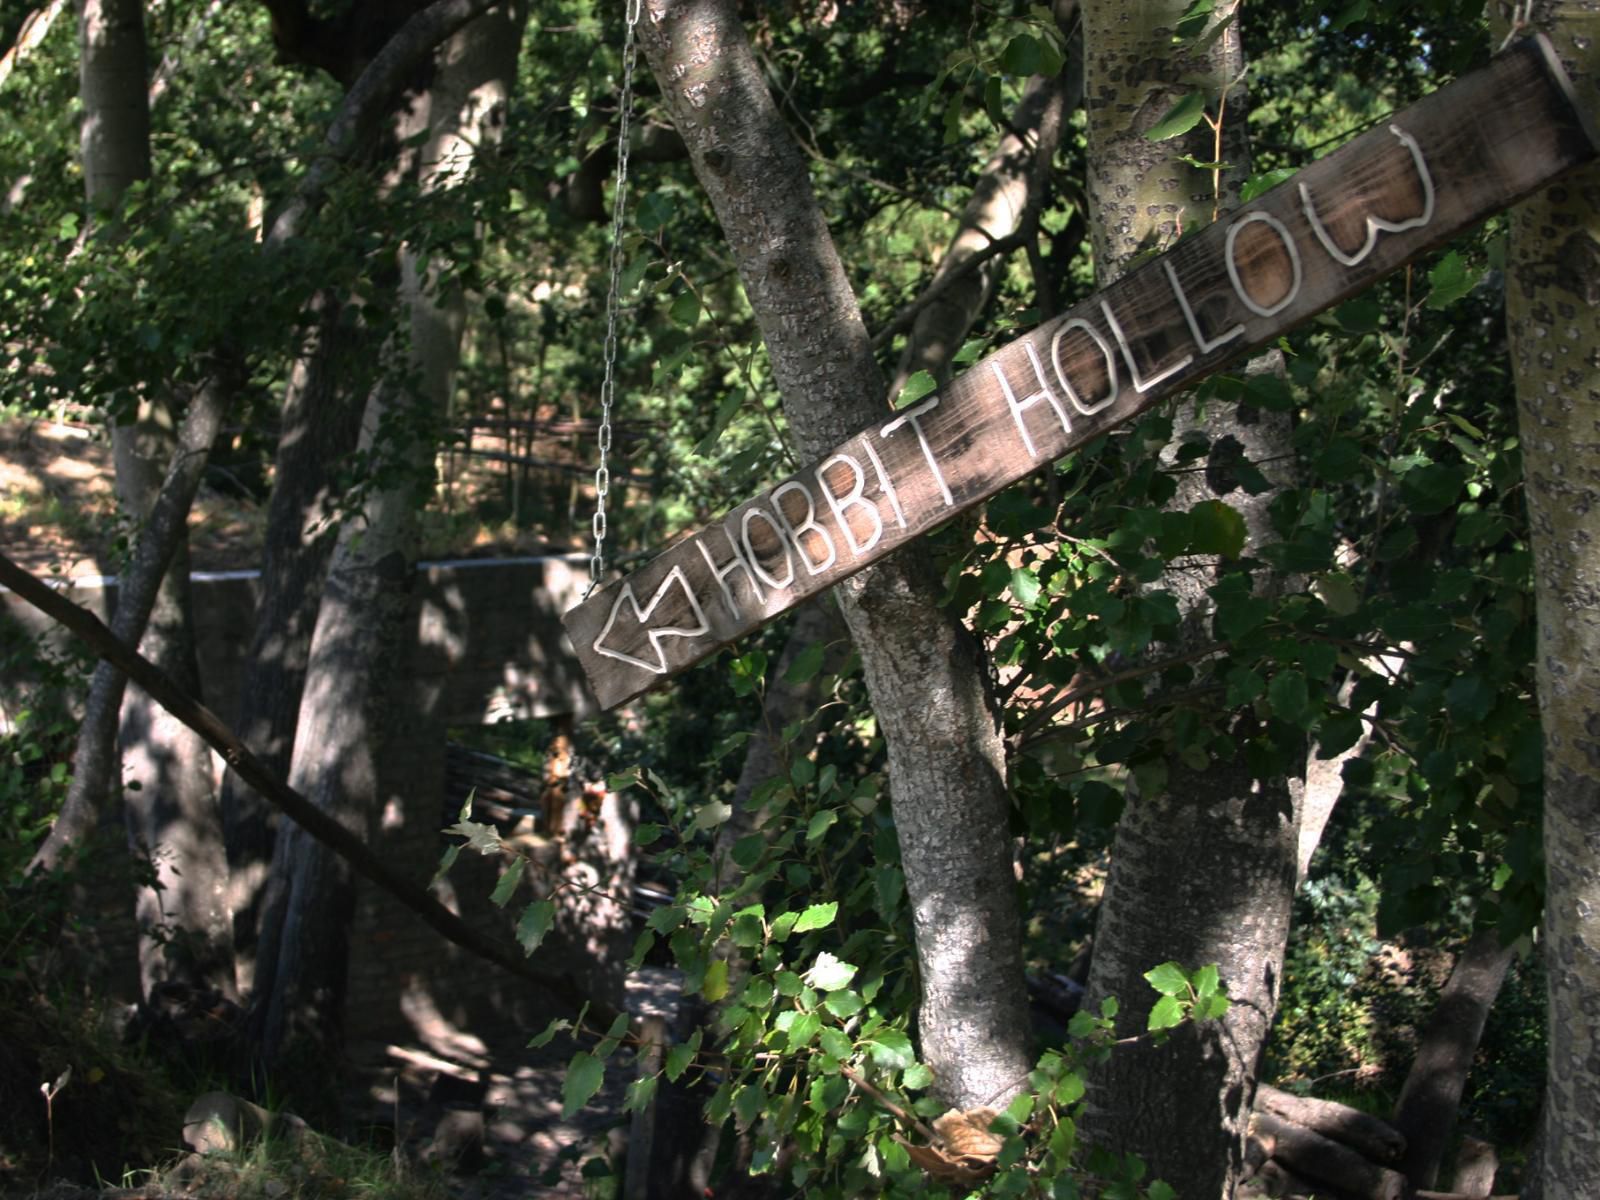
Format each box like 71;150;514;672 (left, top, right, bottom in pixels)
565;36;1600;710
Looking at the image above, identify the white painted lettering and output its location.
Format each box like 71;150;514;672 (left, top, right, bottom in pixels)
1300;124;1435;267
741;506;796;591
859;435;907;530
1162;260;1244;354
992;341;1073;459
1224;211;1303;318
772;480;838;575
1049;318;1120;417
695;518;765;621
1100;300;1194;393
880;394;953;506
816;453;883;557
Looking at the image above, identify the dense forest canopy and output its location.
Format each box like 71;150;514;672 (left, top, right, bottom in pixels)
1;0;1597;1196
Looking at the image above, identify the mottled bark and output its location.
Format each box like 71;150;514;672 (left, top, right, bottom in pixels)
1079;4;1301;1195
638;0;1032;1109
1497;3;1600;1187
251;3;525;1083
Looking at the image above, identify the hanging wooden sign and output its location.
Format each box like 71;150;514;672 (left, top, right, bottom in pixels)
564;35;1598;710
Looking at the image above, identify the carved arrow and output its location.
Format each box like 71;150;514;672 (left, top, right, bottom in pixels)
592;565;712;675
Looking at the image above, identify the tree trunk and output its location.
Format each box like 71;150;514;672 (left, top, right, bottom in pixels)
638;0;1034;1110
114;400;235;999
219;293;368;993
1078;4;1302;1195
250;2;526;1091
1392;929;1517;1190
1496;3;1600;1188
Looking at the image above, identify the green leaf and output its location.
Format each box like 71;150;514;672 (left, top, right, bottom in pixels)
669;289;701;327
527;1017;571;1049
1267;670;1312;726
624;1074;659;1114
793;902;838;933
1240;166;1295;203
733;1082;766;1131
1010;566;1042;608
562;1052;605;1117
1426;249;1475;309
490;858;525;908
636;190;676;232
1054;1073;1086;1106
516;899;557;955
1146;91;1207;141
1189;500;1247;558
806;951;858;992
694;390;744;457
896;369;937;410
665;1030;701;1081
784;641;827;685
1195;992;1231;1020
1144;962;1189;997
634;823;664;848
703;957;730;1002
776;970;804;996
1000;32;1046;76
1192;964;1220;998
1100;995;1119;1020
691;800;734;833
867;1029;915;1070
1149;1182;1178;1200
824;990;864;1018
903;1063;934;1089
646;904;687;934
820;1027;853;1061
1067;1010;1097;1039
1148;994;1187;1031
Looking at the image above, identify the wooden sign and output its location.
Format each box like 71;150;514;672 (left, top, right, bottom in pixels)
564;36;1598;710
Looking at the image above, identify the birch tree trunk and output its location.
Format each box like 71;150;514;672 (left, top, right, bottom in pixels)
1078;4;1301;1194
1496;2;1600;1186
638;0;1033;1110
250;2;527;1087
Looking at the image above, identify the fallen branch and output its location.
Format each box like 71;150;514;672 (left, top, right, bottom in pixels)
0;550;621;1032
1256;1083;1406;1164
1252;1110;1408;1200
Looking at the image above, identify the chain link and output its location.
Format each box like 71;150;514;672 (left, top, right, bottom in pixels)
585;0;642;599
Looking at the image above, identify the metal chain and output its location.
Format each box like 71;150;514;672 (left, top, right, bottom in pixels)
585;0;643;599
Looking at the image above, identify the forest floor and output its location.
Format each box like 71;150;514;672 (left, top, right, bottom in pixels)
0;414;580;579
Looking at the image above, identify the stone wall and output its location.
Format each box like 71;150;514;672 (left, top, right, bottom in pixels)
1;555;597;1041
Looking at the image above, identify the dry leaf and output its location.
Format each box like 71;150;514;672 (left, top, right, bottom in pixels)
895;1135;996;1186
934;1106;1004;1159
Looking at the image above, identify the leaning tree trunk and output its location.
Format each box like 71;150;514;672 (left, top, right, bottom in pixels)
74;0;235;996
638;0;1034;1110
251;3;526;1095
219;293;369;993
1496;2;1600;1188
1078;3;1302;1195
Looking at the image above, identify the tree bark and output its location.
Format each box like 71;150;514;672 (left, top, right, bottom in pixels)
1255;1084;1406;1165
1392;929;1517;1190
114;399;236;999
1252;1111;1407;1200
251;1;526;1085
1497;5;1600;1188
1077;4;1303;1195
219;294;369;992
637;0;1034;1110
